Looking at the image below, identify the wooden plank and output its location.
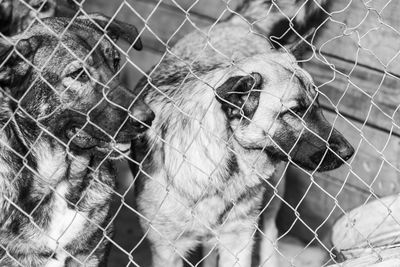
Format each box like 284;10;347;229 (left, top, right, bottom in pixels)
146;0;400;80
278;110;400;244
313;0;400;74
303;1;400;134
304;54;400;135
84;0;211;52
83;0;400;77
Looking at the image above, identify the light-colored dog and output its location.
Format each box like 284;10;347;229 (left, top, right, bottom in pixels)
131;1;346;266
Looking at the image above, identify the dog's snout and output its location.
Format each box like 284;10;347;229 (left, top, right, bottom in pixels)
330;141;355;161
130;101;155;132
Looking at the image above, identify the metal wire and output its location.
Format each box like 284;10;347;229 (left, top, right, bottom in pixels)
0;0;399;266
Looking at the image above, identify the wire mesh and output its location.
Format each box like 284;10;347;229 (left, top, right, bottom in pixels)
0;0;399;267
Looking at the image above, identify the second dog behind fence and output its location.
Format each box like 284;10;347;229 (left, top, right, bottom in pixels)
130;1;353;266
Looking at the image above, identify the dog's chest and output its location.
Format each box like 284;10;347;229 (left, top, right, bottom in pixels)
150;171;266;232
40;182;87;253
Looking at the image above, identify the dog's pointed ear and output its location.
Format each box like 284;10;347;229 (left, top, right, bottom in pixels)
78;13;143;50
0;36;40;61
0;36;40;85
216;72;262;120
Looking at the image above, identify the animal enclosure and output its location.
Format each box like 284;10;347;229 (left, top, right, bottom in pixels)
1;0;400;266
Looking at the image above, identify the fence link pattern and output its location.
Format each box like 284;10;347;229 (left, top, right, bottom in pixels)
0;0;399;266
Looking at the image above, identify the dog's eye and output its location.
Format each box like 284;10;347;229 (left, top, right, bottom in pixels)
289;107;306;117
68;68;90;83
32;1;51;12
40;2;51;12
281;106;306;118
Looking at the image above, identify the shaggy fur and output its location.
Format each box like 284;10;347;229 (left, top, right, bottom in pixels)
131;1;350;267
0;14;152;266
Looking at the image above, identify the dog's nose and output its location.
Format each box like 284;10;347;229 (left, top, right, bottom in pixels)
330;142;355;161
339;144;355;161
130;101;155;133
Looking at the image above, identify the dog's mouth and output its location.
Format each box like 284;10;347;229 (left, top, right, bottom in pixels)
66;127;98;148
97;142;132;160
66;127;131;159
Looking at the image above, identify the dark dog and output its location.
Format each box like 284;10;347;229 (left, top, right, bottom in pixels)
0;0;78;36
0;14;153;266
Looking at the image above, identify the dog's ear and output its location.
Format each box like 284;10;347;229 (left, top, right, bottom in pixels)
0;37;40;85
0;36;40;61
216;72;262;120
78;13;143;50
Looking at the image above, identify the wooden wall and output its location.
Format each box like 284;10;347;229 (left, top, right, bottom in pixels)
279;0;400;245
82;0;400;248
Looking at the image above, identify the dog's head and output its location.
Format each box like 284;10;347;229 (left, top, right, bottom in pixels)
0;14;153;159
215;52;354;172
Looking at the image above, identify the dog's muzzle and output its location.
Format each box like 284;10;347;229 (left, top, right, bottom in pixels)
66;96;154;159
289;126;355;172
271;107;355;172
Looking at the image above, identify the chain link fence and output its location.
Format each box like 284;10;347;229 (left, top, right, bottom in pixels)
0;0;400;266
